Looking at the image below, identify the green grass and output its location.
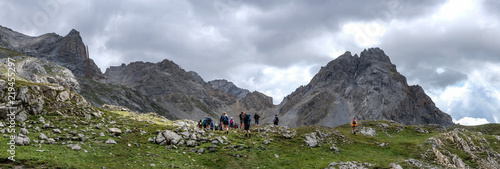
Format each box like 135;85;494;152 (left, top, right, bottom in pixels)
1;107;499;168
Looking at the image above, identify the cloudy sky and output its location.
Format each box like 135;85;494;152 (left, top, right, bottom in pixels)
1;0;499;125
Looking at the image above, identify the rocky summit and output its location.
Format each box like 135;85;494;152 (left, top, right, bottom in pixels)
271;48;453;128
0;26;103;79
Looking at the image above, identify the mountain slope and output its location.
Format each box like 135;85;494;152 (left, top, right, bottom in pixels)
272;48;453;128
104;59;274;120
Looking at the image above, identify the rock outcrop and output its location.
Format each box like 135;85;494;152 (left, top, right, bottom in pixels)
271;48;453;127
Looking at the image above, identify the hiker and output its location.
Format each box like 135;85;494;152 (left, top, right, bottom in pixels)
351;118;358;134
229;117;234;129
214;123;219;131
239;112;244;129
243;112;252;137
207;115;213;130
220;112;230;134
203;116;207;129
273;114;279;126
254;113;260;127
198;120;203;129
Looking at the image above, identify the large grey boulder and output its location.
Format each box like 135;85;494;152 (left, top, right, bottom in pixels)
304;133;319;148
155;130;182;145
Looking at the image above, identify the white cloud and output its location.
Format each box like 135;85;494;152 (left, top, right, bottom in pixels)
454;117;489;126
230;63;317;104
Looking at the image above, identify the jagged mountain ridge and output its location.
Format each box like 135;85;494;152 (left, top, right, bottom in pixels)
269;48;453;128
104;59;273;120
0;26;103;79
208;79;250;99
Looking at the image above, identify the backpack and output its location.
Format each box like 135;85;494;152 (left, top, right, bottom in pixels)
273;116;279;123
254;114;260;119
352;120;357;125
223;116;229;124
245;114;251;125
230;119;234;124
207;117;212;124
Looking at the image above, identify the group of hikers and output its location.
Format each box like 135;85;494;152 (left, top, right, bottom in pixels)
197;112;280;137
198;113;359;136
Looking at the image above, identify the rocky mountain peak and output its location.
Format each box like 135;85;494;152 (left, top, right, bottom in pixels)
0;26;103;79
273;48;453;128
208;79;250;99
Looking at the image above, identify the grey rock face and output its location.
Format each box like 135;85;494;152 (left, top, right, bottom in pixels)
273;48;453;128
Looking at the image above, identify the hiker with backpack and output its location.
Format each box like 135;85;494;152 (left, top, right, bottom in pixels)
351;118;358;134
220;112;229;134
207;115;213;130
243;112;252;137
273;114;279;126
254;113;260;127
198;120;203;129
229;117;234;129
203;116;207;129
239;112;244;129
210;121;215;131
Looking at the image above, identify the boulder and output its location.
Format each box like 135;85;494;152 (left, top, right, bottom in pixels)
304;133;319;148
53;129;62;134
197;148;204;154
155;130;182;145
187;140;197;147
47;138;56;144
360;127;378;137
177;140;185;146
208;145;217;152
15;134;30;146
108;128;122;136
72;145;82;151
39;133;48;140
15;111;28;122
105;139;117;144
20;128;29;135
389;163;403;169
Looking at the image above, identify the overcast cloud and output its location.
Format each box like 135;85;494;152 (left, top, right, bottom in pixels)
1;0;499;125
